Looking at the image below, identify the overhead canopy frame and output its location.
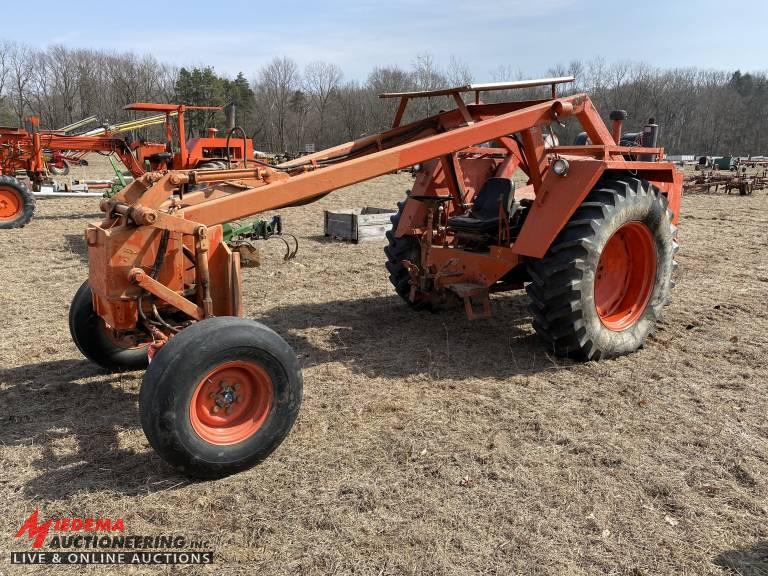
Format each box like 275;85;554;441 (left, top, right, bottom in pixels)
379;76;576;128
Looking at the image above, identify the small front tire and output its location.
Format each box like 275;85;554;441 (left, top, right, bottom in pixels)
139;317;303;479
47;161;70;176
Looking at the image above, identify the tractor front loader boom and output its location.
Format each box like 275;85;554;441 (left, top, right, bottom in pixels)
71;77;683;478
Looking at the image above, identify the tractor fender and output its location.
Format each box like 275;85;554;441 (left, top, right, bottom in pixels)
511;159;605;259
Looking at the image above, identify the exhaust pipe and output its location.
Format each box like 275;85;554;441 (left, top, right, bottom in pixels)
640;117;659;161
224;103;236;132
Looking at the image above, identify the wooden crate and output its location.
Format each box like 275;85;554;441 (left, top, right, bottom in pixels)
324;207;396;243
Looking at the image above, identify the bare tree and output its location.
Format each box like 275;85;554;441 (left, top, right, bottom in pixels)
49;45;79;125
257;57;300;152
0;41;10;106
411;53;448;117
289;89;310;152
336;80;367;140
446;56;473;87
365;65;414;132
8;42;34;123
304;61;342;148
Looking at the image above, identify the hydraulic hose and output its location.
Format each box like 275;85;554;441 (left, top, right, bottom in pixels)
225;126;248;168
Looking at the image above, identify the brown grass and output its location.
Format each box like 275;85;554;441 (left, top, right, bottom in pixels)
1;157;767;575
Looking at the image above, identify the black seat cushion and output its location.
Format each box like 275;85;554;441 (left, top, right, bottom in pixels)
148;152;173;161
447;177;513;232
447;214;500;232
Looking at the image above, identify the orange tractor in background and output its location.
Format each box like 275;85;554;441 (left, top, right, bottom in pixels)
122;102;253;173
69;77;682;478
0;103;252;229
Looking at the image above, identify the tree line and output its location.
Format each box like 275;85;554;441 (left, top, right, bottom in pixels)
1;40;766;156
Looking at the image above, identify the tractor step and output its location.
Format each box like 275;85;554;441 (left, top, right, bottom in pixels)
447;283;491;320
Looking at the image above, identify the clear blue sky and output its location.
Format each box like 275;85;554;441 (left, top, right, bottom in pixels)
2;0;765;80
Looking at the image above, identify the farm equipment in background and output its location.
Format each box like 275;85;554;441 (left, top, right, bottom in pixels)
713;156;737;171
0;116;151;228
51;110;181;175
683;167;768;195
69;76;682;478
0;103;253;229
222;215;299;266
692;155;768;172
122;103;253;173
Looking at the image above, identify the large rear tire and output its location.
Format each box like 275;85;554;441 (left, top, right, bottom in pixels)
196;160;228;170
384;196;459;310
140;317;303;479
0;176;35;229
384;199;426;307
69;280;150;371
526;176;677;360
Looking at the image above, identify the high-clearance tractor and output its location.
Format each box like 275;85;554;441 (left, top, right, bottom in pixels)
69;77;682;478
0;103;251;229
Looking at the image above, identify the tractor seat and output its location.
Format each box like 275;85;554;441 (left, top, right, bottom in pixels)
447;177;514;232
147;152;173;162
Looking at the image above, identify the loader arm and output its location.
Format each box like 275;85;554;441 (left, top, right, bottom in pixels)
90;90;679;333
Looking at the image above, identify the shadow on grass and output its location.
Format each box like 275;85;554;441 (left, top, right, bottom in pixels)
64;234;88;262
0;293;569;500
253;292;571;380
714;541;768;575
0;359;190;501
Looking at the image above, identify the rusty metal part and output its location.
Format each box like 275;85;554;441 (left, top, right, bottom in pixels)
195;226;214;317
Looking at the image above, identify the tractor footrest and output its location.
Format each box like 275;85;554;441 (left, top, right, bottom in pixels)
448;283;491;321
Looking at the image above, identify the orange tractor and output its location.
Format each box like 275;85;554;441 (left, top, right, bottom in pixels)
121;102;253;173
70;77;682;478
0;103;251;229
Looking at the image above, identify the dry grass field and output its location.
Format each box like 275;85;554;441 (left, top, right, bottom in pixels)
0;158;767;575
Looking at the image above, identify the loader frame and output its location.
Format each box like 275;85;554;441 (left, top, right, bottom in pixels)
85;77;682;343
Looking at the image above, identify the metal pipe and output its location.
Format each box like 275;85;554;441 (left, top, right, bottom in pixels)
224;103;236;132
640;117;659;161
609;110;627;145
33;192;105;198
58;115;98;133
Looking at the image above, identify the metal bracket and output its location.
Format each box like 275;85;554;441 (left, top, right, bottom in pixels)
129;268;204;320
448;283;492;320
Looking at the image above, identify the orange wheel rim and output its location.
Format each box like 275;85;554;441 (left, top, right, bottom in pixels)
0;186;22;221
189;361;273;445
594;222;657;331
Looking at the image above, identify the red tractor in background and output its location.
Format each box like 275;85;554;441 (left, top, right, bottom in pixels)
0;103;252;229
70;77;683;478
